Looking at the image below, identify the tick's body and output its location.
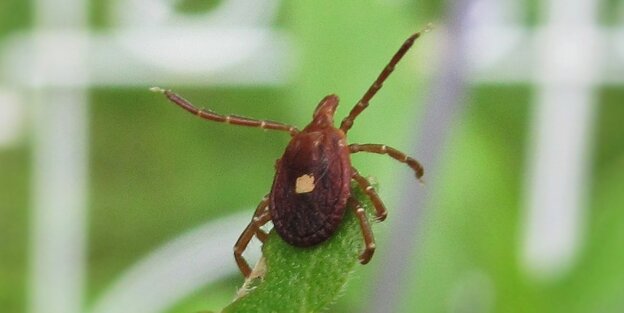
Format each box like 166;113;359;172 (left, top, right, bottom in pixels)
271;95;352;246
153;30;427;277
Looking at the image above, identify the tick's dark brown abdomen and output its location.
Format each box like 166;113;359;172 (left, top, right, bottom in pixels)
269;128;352;247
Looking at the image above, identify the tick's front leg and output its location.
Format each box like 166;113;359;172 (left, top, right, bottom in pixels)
151;87;300;136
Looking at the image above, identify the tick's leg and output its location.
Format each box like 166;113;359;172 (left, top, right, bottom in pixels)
348;197;376;264
234;196;272;277
351;167;388;222
151;87;300;136
234;212;271;277
340;27;429;133
350;143;424;181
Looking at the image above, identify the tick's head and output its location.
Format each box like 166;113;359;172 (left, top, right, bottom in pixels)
309;94;339;129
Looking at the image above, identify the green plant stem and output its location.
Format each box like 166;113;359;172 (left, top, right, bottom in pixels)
222;182;375;313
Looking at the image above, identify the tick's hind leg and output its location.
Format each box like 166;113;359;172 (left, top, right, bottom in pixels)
350;143;424;182
348;197;376;264
151;87;300;136
234;195;272;278
351;167;388;222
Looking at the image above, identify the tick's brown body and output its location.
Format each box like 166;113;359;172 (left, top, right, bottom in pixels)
153;30;426;277
271;95;352;247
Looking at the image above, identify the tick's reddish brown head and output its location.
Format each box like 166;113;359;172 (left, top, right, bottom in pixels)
307;94;340;130
154;29;427;278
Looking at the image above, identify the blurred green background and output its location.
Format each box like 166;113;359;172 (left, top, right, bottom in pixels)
1;0;623;312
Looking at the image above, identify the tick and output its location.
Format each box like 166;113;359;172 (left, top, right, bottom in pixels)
152;30;425;277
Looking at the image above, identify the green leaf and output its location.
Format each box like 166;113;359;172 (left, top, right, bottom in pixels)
222;181;375;313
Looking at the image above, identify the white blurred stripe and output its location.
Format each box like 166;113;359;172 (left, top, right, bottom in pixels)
89;212;258;313
0;90;23;146
1;29;291;88
521;0;599;279
34;0;87;28
522;96;595;278
29;98;89;313
29;0;88;312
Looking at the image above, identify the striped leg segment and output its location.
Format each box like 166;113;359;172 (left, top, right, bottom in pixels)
350;143;424;181
233;195;272;277
151;87;300;136
351;167;388;222
340;28;429;133
348;197;376;264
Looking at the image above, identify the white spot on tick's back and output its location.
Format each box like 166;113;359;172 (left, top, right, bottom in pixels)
295;174;315;194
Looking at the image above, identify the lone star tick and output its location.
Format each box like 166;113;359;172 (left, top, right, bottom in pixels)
152;30;426;278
